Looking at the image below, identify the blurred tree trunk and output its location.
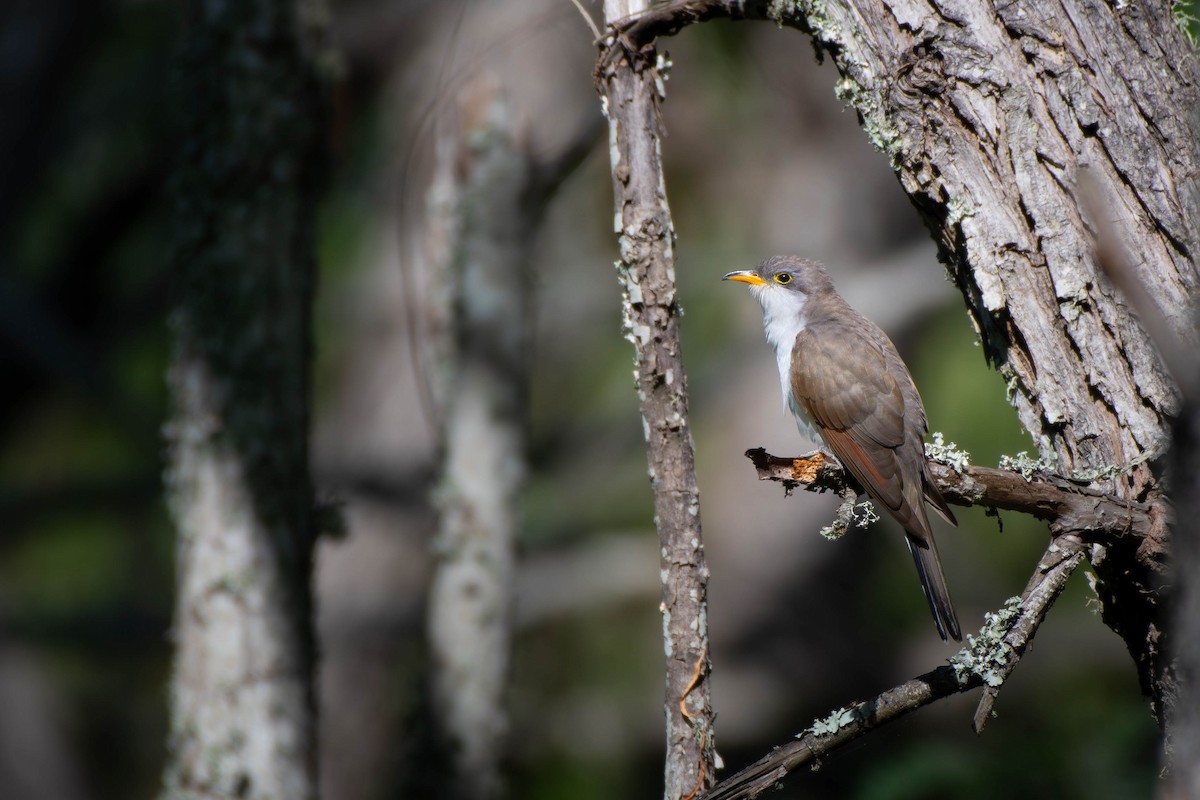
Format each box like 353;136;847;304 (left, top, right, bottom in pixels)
161;1;327;798
419;72;600;799
423;81;531;800
1168;368;1200;795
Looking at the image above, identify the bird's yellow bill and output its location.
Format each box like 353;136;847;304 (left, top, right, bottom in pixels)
722;270;767;286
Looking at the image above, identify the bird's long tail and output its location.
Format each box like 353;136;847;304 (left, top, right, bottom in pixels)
905;535;962;642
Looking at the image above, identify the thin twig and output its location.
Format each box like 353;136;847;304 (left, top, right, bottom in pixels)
568;0;603;41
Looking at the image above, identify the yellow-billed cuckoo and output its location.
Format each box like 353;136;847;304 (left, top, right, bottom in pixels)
724;255;961;641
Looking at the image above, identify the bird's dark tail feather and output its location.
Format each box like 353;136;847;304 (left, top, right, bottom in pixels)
905;536;962;642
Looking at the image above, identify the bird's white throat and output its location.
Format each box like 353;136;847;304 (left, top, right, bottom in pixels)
749;285;819;440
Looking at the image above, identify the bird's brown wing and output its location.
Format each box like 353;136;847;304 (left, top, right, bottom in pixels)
790;325;906;516
792;322;962;641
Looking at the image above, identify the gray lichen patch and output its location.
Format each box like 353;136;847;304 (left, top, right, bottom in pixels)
950;596;1023;687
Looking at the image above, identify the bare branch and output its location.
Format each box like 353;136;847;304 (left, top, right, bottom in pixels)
700;666;973;800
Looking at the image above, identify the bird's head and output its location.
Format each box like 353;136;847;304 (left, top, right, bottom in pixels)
722;256;833;313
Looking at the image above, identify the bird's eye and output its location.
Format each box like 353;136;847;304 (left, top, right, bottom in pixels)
774;272;792;285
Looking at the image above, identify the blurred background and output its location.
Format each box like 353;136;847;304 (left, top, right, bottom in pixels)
1;0;1174;798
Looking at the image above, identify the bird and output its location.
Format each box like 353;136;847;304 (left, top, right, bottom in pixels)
723;255;961;641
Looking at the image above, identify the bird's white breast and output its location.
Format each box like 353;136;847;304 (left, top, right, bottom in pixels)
750;286;821;441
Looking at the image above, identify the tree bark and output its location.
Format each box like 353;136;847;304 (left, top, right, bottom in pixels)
161;1;327;797
598;3;717;799
607;0;1199;734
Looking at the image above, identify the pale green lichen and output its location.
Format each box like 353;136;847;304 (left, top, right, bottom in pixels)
946;195;975;227
999;364;1021;403
1068;447;1159;483
767;0;800;23
805;705;861;737
834;75;902;164
769;0;835;38
925;432;971;472
819;493;878;539
1084;571;1102;614
998;451;1055;480
950;596;1023;687
852;499;879;527
802;0;840;41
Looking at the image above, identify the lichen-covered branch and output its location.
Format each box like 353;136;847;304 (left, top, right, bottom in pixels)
597;2;715;797
745;448;1156;540
967;537;1085;731
699;535;1084;800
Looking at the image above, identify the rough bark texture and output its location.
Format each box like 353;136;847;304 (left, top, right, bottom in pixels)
424;82;531;800
599;2;716;797
611;0;1200;735
162;1;326;798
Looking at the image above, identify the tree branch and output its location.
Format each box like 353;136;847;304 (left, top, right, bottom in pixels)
744;448;1155;540
699;535;1085;800
597;2;715;797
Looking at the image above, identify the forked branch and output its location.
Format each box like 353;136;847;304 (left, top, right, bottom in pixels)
699;535;1086;800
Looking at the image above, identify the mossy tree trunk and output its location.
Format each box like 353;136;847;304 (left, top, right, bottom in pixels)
162;1;327;798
